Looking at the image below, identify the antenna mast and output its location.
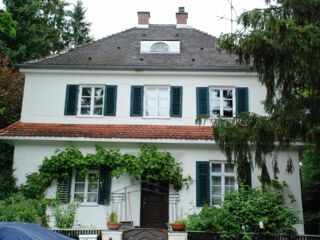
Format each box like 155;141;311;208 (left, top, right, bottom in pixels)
217;0;238;33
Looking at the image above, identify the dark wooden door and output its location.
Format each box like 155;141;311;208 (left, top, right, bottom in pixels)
140;180;169;229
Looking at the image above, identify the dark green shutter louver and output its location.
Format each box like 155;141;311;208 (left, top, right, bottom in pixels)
196;161;210;207
236;87;249;113
196;87;209;117
64;85;79;115
245;161;252;187
170;86;183;117
130;86;143;116
104;85;117;116
98;166;112;205
57;176;71;204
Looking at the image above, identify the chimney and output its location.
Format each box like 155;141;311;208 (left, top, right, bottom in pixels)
137;11;150;28
176;7;188;28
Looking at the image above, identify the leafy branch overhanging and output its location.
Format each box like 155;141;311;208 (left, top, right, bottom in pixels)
21;145;191;199
213;113;294;187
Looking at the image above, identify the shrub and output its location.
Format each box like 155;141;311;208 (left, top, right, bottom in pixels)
0;194;47;225
53;201;79;229
187;187;298;239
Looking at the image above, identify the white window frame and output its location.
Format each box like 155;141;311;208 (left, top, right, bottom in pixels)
77;85;104;117
143;85;170;118
210;161;237;206
209;87;236;118
70;169;99;205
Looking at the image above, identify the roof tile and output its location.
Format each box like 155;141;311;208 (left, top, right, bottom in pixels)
0;122;213;141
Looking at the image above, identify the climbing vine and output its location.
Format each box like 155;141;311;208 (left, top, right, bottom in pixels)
21;145;191;199
213;113;293;187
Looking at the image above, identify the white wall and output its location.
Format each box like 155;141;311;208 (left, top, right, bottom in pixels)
20;69;265;125
13;140;303;233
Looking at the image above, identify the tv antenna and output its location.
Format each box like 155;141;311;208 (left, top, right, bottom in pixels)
217;0;239;33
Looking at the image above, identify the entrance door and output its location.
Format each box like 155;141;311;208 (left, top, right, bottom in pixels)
140;180;169;229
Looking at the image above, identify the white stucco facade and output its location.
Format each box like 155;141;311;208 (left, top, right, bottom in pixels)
1;68;304;233
20;69;266;125
11;139;304;233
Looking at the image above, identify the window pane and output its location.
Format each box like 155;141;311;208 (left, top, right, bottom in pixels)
81;97;91;106
212;196;222;205
75;183;85;192
94;97;103;105
81;107;90;115
74;193;84;202
212;163;221;172
223;100;233;109
87;193;98;203
212;186;221;195
75;173;85;182
94;108;103;115
225;177;235;185
225;186;235;193
95;88;103;97
82;88;91;96
213;90;220;98
225;164;234;173
223;90;232;99
223;110;233;117
212;176;221;185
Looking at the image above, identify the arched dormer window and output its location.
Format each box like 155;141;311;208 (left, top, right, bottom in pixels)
150;42;169;53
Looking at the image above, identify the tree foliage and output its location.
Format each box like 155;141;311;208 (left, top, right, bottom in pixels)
217;0;320;145
0;10;16;37
300;146;320;234
67;0;93;48
1;0;93;63
187;187;298;239
217;0;320;233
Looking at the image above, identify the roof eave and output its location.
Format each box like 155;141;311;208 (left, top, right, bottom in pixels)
17;64;255;72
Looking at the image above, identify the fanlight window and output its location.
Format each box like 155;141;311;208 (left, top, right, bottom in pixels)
150;42;169;53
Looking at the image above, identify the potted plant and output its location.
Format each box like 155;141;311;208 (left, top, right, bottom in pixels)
171;219;187;231
107;211;121;230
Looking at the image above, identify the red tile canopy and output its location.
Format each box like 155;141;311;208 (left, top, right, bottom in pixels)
0;122;213;140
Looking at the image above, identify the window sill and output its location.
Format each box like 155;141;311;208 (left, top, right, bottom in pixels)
76;115;104;118
142;116;170;119
78;203;99;207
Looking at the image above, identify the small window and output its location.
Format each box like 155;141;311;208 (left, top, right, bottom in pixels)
150;42;169;53
144;86;170;118
71;170;99;204
210;162;236;205
78;86;104;116
209;88;235;118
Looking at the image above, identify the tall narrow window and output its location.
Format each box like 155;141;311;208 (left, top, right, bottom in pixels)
144;86;170;118
78;86;104;116
72;170;99;204
211;162;236;205
209;88;235;118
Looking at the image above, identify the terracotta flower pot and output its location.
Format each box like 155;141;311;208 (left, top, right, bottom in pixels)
171;222;186;231
107;222;121;230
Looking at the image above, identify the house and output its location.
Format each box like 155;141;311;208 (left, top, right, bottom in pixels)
0;8;304;233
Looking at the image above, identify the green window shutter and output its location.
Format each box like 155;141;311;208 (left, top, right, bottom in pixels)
130;86;143;116
236;87;249;113
57;176;71;204
196;161;210;207
245;161;252;187
196;87;209;117
98;166;112;205
170;86;183;117
64;85;79;115
104;85;117;116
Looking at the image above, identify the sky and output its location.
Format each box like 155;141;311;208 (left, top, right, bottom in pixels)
0;0;267;40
